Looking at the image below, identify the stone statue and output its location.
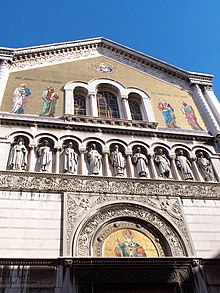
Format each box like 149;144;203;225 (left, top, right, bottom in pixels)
8;137;28;171
197;151;215;181
110;145;126;176
155;148;172;179
132;147;148;177
37;140;52;172
87;143;102;175
62;142;78;173
175;150;193;180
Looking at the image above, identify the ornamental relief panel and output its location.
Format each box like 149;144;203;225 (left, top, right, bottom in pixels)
0;172;219;199
65;193;194;257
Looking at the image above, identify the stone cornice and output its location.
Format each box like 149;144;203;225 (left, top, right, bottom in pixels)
0;256;201;267
1;37;213;86
0;172;219;199
0;112;213;142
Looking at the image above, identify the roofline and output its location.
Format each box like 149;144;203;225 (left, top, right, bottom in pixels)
0;37;213;83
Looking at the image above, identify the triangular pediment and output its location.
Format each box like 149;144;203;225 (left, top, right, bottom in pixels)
0;38;214;132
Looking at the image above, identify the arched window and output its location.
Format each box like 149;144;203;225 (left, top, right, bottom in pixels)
129;99;143;120
97;91;120;118
74;94;86;116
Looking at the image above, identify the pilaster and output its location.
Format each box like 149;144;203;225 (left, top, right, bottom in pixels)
204;85;220;125
0;60;10;107
191;84;220;135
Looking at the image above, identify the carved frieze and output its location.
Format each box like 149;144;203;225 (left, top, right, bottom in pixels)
0;172;219;199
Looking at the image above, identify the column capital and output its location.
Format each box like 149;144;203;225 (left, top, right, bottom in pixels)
79;147;87;154
121;95;128;101
102;147;110;155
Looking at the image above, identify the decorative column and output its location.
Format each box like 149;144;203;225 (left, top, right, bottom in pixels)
148;152;158;179
79;148;87;175
89;92;98;117
142;97;157;122
191;84;219;135
170;154;181;180
0;60;10;107
121;95;132;120
64;88;74;115
55;265;63;293
55;147;61;174
28;145;36;172
103;149;110;176
126;149;134;178
191;155;204;181
204;85;220;124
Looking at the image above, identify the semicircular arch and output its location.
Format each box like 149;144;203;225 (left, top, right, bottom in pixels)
67;200;193;258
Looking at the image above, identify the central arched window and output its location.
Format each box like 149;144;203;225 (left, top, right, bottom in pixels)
128;99;143;120
97;91;120;118
74;94;86;115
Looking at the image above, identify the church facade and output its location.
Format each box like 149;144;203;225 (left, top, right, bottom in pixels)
0;37;219;292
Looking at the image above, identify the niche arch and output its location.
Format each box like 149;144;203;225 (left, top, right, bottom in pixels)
70;201;192;258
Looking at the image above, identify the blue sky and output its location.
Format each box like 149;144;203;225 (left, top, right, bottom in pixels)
1;0;220;101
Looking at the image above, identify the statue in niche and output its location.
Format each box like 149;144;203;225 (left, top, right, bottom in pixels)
11;83;31;114
154;148;172;179
37;140;52;172
132;147;148;178
180;101;204;130
8;137;28;171
197;151;215;181
40;86;59;117
175;150;193;180
110;145;126;176
87;143;102;175
62;142;78;173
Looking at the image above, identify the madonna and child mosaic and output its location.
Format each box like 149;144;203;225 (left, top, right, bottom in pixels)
10;83;204;130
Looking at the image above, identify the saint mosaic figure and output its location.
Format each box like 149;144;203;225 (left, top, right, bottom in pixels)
197;151;215;181
154;148;172;179
158;99;178;128
180;101;204;130
37;140;52;172
11;83;31;114
62;142;78;173
132;147;148;177
8;137;28;171
175;150;194;180
87;143;102;175
110;145;126;176
40;86;59;117
115;229;147;257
